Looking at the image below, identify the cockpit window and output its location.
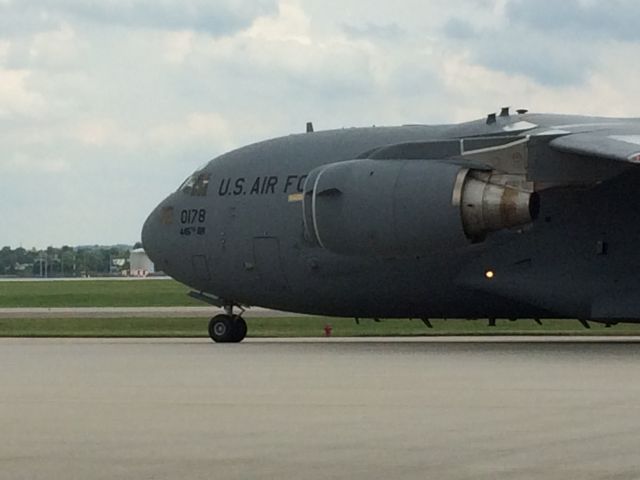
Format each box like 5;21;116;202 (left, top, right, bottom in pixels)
178;175;196;194
178;172;210;196
192;173;210;196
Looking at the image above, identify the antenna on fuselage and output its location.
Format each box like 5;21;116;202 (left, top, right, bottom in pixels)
306;122;314;133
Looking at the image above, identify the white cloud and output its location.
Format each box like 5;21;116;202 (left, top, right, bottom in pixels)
147;112;233;150
0;0;278;36
29;24;80;68
0;153;70;174
245;0;311;44
0;69;46;118
72;118;138;148
162;31;195;65
506;0;640;42
0;40;8;59
441;0;640;87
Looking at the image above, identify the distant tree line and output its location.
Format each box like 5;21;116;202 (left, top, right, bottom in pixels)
0;243;142;278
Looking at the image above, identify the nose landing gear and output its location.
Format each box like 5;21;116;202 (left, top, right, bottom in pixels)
208;314;248;343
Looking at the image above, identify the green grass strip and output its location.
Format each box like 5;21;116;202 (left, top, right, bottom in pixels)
1;317;639;338
0;279;199;307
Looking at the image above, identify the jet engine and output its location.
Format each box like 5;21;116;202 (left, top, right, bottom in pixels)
302;159;538;256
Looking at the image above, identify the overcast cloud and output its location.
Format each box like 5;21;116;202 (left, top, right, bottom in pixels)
2;0;640;248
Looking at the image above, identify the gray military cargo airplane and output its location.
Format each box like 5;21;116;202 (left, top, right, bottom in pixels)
142;108;640;342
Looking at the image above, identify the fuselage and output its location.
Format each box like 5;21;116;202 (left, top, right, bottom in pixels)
142;113;640;321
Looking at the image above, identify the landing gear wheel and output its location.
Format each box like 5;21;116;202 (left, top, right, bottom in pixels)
230;316;247;343
208;314;248;343
208;314;234;343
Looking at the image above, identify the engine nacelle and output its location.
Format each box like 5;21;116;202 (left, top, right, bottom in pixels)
302;159;538;256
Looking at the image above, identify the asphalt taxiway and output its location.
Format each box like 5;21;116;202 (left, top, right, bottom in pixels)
1;338;640;479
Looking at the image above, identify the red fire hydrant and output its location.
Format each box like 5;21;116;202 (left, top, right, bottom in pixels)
323;324;333;337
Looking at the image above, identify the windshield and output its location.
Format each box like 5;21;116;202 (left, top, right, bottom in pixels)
178;172;210;196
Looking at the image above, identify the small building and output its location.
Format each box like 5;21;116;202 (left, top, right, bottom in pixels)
129;248;155;277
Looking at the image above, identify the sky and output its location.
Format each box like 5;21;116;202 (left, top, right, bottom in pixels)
3;0;640;248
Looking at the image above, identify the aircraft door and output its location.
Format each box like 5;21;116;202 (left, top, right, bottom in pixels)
252;237;289;292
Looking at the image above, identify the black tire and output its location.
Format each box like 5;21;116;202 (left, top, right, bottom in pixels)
208;314;234;343
230;316;248;343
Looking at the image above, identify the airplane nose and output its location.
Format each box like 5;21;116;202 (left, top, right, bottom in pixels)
141;210;157;263
141;201;171;267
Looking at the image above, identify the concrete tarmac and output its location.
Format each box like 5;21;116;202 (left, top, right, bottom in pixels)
1;338;640;480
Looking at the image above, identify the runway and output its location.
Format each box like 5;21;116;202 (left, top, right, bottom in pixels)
2;338;640;480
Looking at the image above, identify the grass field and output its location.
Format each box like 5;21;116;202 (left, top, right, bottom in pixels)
2;279;640;337
0;279;198;307
0;317;639;338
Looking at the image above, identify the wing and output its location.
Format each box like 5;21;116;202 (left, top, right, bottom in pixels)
550;132;640;164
